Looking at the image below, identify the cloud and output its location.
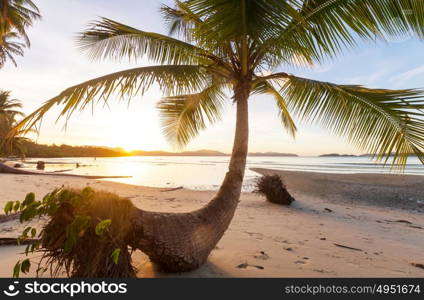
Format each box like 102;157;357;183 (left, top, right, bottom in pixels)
389;64;424;87
346;69;390;86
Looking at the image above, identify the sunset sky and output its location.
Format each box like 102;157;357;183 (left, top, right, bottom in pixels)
2;0;424;155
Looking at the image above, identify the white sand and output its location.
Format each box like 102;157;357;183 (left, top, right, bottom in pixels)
0;172;423;277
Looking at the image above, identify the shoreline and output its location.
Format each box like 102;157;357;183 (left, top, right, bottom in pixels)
0;169;423;277
251;168;424;213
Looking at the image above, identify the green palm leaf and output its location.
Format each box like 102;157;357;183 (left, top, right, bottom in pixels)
252;80;297;137
157;84;226;147
11;65;211;135
77;17;213;65
263;0;424;66
276;75;424;167
161;0;203;40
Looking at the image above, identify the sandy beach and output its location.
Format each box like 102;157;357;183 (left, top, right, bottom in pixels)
0;169;423;278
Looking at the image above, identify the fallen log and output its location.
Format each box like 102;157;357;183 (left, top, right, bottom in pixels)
0;162;131;179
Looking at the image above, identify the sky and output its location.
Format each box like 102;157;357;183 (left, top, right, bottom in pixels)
1;0;424;155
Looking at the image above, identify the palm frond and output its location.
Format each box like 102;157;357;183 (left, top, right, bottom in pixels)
157;84;226;147
0;31;25;68
0;0;41;47
261;0;424;66
252;80;297;137
161;0;202;41
76;17;213;65
185;0;300;44
10;65;211;136
276;75;424;167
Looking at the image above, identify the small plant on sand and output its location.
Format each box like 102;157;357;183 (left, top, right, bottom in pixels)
4;187;137;278
253;175;295;206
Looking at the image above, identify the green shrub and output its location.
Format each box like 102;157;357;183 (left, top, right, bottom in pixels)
4;187;137;278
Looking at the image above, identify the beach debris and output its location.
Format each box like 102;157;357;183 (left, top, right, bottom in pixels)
408;225;423;230
51;169;74;173
14;163;23;168
294;260;306;264
165;197;176;201
253;174;295;205
161;186;183;192
254;251;270;260
36;161;45;170
411;263;424;270
237;263;264;270
284;247;293;251
333;243;363;252
383;219;423;229
320;237;326;240
385;219;412;224
324;208;333;213
313;269;331;274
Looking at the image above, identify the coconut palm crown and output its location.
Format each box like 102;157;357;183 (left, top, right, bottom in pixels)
0;0;40;67
12;0;424;167
0;90;26;156
0;0;40;43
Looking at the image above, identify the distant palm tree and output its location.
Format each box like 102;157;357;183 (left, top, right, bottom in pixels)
11;1;424;272
0;29;24;66
0;0;40;67
0;89;23;119
0;89;26;156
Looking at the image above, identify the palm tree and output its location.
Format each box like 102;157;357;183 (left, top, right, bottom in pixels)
0;89;23;120
0;29;24;66
0;89;26;156
0;0;40;67
10;0;424;271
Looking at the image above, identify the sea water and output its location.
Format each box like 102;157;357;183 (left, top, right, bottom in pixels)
21;156;424;191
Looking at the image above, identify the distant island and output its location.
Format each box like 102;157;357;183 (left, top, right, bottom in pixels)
319;153;358;157
319;153;411;158
13;141;298;158
130;149;228;156
248;152;298;157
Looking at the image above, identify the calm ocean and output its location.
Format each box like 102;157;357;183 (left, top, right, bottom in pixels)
21;156;424;191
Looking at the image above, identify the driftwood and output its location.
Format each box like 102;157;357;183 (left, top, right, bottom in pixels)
333;243;363;252
160;186;184;192
0;237;38;246
0;162;131;179
385;219;413;224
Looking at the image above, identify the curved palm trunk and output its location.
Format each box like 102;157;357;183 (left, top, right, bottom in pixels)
130;84;250;272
